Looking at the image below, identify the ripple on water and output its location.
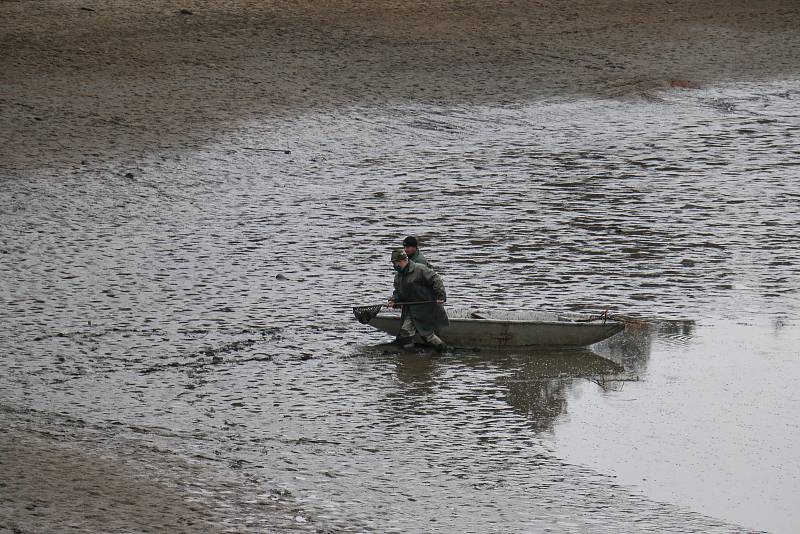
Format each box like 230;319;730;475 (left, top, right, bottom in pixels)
1;80;798;532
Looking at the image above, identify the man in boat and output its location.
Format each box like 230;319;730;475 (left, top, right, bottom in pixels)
402;236;433;269
388;248;449;352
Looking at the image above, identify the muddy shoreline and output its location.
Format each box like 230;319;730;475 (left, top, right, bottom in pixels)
1;428;220;533
1;404;315;533
3;0;799;171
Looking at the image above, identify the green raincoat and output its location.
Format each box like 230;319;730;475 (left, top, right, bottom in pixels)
408;249;432;269
392;262;448;337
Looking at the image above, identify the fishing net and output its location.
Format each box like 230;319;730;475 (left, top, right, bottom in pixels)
353;301;439;324
352;304;384;324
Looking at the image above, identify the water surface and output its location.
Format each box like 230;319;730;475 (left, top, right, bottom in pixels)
2;79;799;532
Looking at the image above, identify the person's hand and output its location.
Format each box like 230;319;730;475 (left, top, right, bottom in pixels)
388;299;395;308
436;299;445;305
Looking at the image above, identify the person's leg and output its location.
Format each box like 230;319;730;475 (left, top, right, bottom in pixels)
398;315;417;349
422;332;446;352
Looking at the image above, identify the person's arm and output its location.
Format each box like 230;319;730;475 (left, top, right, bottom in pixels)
422;267;447;304
388;277;401;307
433;275;446;304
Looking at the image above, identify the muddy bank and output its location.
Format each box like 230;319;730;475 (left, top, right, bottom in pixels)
2;0;799;169
0;432;218;533
0;406;316;533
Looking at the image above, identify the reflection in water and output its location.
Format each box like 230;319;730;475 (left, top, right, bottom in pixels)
486;350;625;432
394;353;440;387
364;338;644;434
655;319;697;345
596;318;697;382
427;321;690;433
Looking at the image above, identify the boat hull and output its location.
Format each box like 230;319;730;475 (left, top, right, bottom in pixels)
367;309;624;349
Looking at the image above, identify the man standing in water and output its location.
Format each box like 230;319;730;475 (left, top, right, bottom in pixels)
388;249;449;352
402;236;433;269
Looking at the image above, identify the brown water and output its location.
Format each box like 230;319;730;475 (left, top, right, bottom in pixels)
2;79;799;532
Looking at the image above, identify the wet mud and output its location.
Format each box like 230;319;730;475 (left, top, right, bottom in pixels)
2;0;799;170
2;0;800;532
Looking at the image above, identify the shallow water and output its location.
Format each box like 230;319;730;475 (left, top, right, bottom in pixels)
1;79;799;532
549;319;800;533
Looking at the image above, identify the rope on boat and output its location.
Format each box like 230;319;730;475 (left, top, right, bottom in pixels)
572;308;650;325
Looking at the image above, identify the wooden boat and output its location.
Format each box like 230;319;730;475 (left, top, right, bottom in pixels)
361;307;625;349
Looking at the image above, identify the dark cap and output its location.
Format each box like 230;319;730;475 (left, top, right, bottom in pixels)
402;236;418;247
391;249;408;262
